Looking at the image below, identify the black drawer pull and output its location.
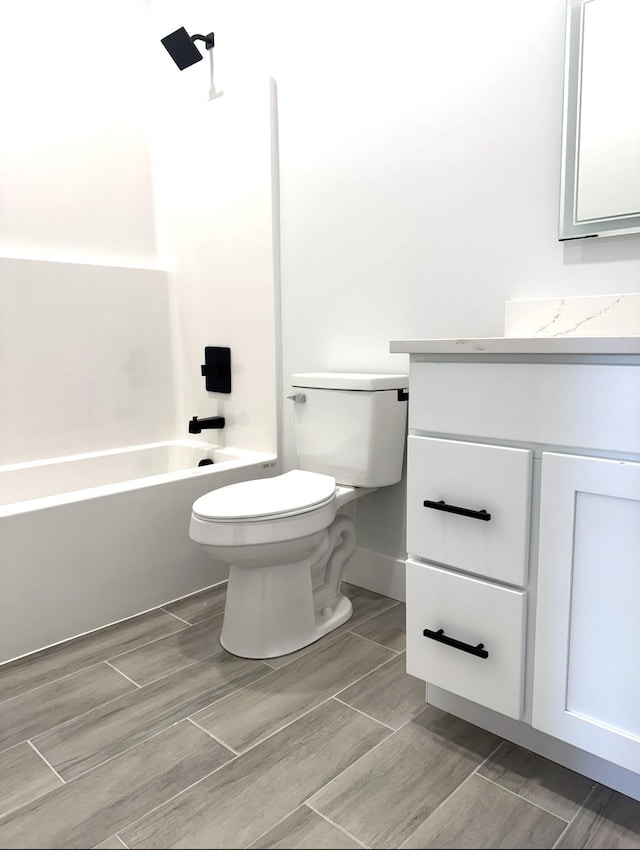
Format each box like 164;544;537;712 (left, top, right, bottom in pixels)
423;627;489;659
423;499;491;521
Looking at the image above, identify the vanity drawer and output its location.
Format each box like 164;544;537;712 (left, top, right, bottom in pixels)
406;559;526;719
407;436;532;586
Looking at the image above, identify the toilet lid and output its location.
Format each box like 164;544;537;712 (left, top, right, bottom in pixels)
192;469;337;522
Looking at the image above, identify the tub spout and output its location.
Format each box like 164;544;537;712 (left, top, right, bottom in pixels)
189;416;225;434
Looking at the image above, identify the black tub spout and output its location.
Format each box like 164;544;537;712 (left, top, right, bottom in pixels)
189;416;225;434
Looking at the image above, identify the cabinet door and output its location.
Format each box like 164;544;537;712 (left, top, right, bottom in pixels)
532;452;640;773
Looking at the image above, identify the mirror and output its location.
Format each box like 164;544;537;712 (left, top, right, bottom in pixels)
559;0;640;240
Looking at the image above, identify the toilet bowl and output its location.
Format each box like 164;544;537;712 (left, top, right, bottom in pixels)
190;470;361;658
189;372;408;659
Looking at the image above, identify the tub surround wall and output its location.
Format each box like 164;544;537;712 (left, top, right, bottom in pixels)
0;0;279;470
0;257;175;466
151;75;278;457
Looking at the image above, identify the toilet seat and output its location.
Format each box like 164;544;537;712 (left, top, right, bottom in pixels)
192;469;336;522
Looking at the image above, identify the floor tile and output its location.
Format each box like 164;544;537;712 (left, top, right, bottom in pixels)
0;721;232;849
192;632;394;752
249;805;362;849
121;699;390;849
555;785;640;848
399;774;566;849
33;655;270;780
477;741;595;822
0;664;135;753
266;583;399;670
0;610;185;704
93;837;127;849
309;704;501;849
349;602;406;651
337;652;426;729
163;583;227;624
0;742;62;818
108;614;224;686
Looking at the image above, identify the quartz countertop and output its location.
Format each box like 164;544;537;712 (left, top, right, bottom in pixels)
389;336;640;356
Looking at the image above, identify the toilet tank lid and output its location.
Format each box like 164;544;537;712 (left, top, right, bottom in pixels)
291;372;408;391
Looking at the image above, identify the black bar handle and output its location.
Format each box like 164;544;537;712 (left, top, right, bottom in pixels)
423;499;491;521
423;627;489;659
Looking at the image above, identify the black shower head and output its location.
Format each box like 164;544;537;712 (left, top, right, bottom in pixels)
161;27;214;70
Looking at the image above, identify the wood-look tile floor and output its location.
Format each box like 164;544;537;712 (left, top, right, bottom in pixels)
1;581;639;849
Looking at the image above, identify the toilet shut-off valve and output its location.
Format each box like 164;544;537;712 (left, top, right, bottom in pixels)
286;393;306;402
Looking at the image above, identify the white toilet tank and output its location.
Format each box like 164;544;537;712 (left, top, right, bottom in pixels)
290;372;408;487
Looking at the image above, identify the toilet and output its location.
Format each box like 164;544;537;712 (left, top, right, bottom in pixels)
189;372;408;659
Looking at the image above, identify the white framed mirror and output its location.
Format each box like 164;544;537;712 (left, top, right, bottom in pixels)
559;0;640;240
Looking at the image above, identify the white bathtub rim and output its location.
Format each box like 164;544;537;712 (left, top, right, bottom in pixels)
0;438;227;474
0;445;277;519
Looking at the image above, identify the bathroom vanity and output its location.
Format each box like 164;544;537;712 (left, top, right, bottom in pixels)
390;334;640;798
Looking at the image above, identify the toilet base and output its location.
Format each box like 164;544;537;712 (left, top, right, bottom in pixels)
218;515;357;659
220;591;353;660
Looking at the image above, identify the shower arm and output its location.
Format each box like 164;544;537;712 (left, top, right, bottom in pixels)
190;33;215;50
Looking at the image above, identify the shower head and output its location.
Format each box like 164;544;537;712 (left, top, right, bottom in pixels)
161;27;215;70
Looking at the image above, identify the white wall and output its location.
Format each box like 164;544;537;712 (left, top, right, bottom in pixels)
0;0;158;267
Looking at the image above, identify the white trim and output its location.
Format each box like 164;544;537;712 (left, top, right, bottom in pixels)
344;547;406;602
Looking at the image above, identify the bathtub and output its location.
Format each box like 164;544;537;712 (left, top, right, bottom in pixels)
0;441;277;663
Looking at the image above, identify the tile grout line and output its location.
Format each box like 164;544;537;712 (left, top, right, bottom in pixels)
475;773;572;824
304;801;371;848
386;740;507;846
345;630;403;655
103;660;142;689
187;717;240;757
2;660;160;760
109;746;239;844
44;715;226;785
332;696;395;732
182;635;397;757
104;613;224;668
24;657;272;782
551;784;601;849
0;614;192;709
113;836;128;849
225;650;399;756
301;699;420;824
59;655;279;781
0;659;131;711
243;806;312;849
159;608;193;626
26;739;66;784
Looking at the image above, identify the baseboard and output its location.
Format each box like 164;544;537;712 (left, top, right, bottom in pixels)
344;546;406;602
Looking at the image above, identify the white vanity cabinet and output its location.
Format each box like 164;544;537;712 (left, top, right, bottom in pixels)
392;336;640;789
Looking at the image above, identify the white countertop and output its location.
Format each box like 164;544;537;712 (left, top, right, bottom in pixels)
389;336;640;355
